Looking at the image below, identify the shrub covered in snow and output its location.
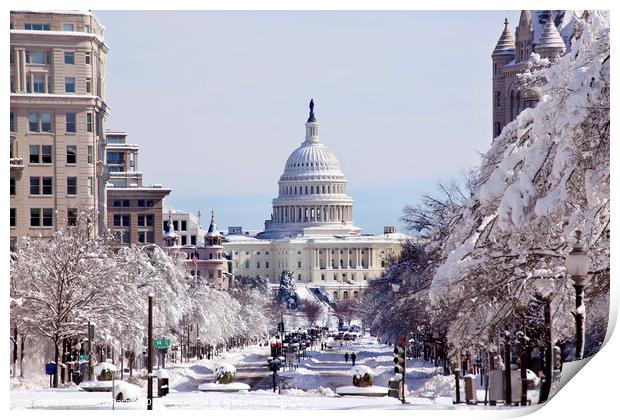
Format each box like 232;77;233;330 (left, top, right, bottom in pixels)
350;365;373;387
214;362;237;384
94;362;117;381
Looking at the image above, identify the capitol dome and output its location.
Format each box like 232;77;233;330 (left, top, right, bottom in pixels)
281;141;345;181
258;100;361;239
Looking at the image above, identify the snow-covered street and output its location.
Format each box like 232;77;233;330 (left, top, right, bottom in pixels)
11;335;496;410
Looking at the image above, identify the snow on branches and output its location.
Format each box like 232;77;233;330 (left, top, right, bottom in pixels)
426;11;609;352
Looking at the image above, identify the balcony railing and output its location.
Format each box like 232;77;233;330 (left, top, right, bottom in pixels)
10;157;24;169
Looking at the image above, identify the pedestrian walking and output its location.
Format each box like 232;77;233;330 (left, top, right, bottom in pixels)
351;352;356;365
344;352;349;363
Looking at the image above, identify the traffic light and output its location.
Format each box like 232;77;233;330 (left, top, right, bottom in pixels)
393;345;406;377
393;345;407;403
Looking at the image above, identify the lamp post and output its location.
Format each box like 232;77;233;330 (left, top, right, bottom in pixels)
565;230;590;360
147;294;153;411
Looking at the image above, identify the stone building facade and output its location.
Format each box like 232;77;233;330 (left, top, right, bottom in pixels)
492;10;579;137
10;10;109;250
105;131;171;247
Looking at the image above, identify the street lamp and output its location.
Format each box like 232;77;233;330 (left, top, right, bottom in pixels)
565;230;590;360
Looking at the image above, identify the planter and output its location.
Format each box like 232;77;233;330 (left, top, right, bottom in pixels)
350;365;374;388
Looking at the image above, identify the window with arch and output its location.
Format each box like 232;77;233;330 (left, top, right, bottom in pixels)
333;291;339;300
343;291;349;300
353;291;359;299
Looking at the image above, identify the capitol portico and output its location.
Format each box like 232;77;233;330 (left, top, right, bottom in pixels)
223;100;411;299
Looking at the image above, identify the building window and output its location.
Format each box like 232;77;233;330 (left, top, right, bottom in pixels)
67;177;77;195
113;214;130;227
29;145;40;163
66;113;76;132
138;214;154;227
32;74;46;93
64;51;75;64
30;208;53;227
29;177;40;195
42;177;52;195
25;50;50;64
84;24;91;33
65;77;75;93
494;121;502;137
67;208;77;226
298;274;302;281
30;177;52;195
113;199;130;207
30;208;40;226
85;52;91;64
297;261;302;268
10;177;16;196
10;208;16;227
88;177;94;195
86;113;93;132
244;260;250;269
25;23;50;31
334;274;337;280
256;261;261;269
87;145;94;164
66;145;77;163
137;199;155;208
63;23;75;31
181;220;187;231
191;235;196;245
10;112;15;132
28;112;52;132
266;261;269;269
86;78;92;93
495;91;501;108
181;235;187;245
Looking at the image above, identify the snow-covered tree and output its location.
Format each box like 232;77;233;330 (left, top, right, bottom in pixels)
417;11;609;357
10;210;119;386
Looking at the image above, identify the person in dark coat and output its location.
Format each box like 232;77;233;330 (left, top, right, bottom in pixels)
351;352;357;365
344;352;349;363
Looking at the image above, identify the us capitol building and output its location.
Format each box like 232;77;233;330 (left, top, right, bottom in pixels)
223;100;411;300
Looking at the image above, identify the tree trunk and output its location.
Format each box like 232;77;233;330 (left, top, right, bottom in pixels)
53;338;60;388
12;326;18;377
19;334;25;377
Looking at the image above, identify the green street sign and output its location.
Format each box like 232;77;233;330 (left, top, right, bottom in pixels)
153;338;171;350
79;354;89;361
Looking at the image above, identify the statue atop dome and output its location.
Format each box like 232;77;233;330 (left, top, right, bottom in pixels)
307;98;316;123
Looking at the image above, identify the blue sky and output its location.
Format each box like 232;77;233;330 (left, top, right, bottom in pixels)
95;10;521;233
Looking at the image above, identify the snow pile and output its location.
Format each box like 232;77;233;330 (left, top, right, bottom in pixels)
113;381;140;402
410;374;455;398
10;375;50;391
